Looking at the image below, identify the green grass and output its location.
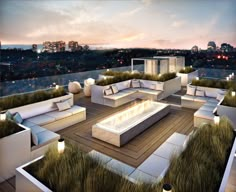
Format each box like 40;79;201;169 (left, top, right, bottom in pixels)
192;79;236;90
0;120;23;139
0;87;66;111
222;91;236;107
26;143;163;192
96;71;176;86
179;67;195;74
164;117;234;192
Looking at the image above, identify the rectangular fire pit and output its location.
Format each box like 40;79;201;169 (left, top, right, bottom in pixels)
92;101;170;147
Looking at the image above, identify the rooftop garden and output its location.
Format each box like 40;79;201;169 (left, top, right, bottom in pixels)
179;67;196;74
191;79;236;90
97;71;177;86
0;87;66;111
0;120;23;139
164;117;235;191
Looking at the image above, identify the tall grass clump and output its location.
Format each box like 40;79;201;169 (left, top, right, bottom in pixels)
164;117;234;192
0;87;66;111
0;120;23;138
96;71;176;86
222;90;236;107
179;67;195;74
192;79;236;90
26;142;163;192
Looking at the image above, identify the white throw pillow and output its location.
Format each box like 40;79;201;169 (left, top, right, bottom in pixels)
187;86;196;96
156;82;164;91
56;100;71;111
104;88;113;96
132;80;140;88
216;93;224;101
196;90;205;97
111;85;119;94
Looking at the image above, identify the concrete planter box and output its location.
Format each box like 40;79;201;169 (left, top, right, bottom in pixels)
217;102;236;130
16;156;52;192
219;137;236;191
91;77;181;106
177;70;198;86
0;125;31;182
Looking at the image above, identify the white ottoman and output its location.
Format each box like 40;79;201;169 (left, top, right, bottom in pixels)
68;81;81;94
84;78;95;97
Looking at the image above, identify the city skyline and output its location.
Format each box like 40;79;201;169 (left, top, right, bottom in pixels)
0;0;236;49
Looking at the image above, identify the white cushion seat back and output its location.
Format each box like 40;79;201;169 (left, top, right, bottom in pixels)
115;80;131;91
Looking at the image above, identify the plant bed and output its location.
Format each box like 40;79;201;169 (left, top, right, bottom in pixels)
177;68;198;86
191;79;236;90
16;143;163;192
0;121;31;182
164;117;235;192
0;87;66;111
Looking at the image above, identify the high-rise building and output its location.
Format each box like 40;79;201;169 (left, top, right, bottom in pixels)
221;43;233;52
207;41;216;51
32;44;37;52
43;41;66;52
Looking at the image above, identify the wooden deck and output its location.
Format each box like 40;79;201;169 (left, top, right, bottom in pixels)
58;94;195;168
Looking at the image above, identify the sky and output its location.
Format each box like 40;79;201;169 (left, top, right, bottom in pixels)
0;0;236;49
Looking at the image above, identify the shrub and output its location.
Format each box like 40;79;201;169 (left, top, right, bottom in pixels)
0;120;23;138
97;71;176;86
222;90;236;107
0;87;66;111
192;79;236;90
26;142;163;192
164;117;234;192
179;67;195;74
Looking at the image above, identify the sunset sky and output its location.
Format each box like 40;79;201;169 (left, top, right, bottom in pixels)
0;0;236;49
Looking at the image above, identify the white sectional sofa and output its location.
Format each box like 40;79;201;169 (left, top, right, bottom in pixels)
91;77;181;107
8;93;86;159
181;84;226;127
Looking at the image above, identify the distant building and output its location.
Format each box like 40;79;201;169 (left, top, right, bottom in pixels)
32;44;37;52
221;43;233;52
207;41;216;51
68;41;82;52
43;41;66;52
191;45;198;53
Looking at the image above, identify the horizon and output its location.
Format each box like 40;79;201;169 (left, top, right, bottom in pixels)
0;0;236;49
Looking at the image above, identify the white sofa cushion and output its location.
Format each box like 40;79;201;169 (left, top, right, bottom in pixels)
194;109;214;120
66;105;86;115
216;93;224;101
207;98;218;105
30;125;46;134
196;90;205;97
186;86;196;96
140;80;156;90
111;85;119;94
194;97;209;103
104;90;135;100
13;112;23;124
27;114;56;126
56;100;71;112
181;95;195;101
115;80;131;91
104;88;113;96
199;105;216;112
45;110;72;120
138;88;162;96
32;132;38;145
22;120;37;128
37;130;60;145
156;82;164;91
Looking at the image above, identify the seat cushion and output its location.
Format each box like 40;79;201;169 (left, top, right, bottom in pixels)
13;112;23;124
45;110;72;120
194;96;209;103
22;120;37;128
207;98;218;105
27;114;56;126
66;105;86;115
37;130;60;145
115;80;131;91
181;95;195;101
55;100;71;111
186;86;196;96
194;110;214;120
30;125;46;134
104;90;135;100
137;88;162;96
199;105;216;112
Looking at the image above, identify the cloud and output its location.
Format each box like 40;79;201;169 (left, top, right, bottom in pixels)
171;20;186;27
119;33;145;42
141;0;153;6
120;7;143;16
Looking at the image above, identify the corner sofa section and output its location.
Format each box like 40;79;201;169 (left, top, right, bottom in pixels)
8;93;86;160
91;77;181;107
181;84;225;127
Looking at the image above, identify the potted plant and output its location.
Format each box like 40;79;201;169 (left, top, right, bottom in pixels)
177;67;198;86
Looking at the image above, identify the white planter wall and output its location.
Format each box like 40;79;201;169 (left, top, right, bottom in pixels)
177;70;198;86
217;103;236;130
16;156;52;192
161;77;181;99
0;125;31;182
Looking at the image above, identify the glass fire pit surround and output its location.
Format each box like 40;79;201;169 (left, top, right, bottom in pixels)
92;100;170;147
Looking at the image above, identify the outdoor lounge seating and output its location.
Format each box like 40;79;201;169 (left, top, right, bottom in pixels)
181;84;225;127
